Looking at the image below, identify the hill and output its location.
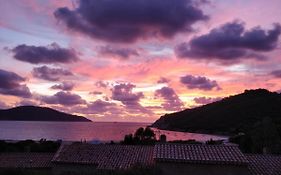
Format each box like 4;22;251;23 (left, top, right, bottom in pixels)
152;89;281;135
0;106;91;122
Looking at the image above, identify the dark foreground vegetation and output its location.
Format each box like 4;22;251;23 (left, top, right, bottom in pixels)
153;89;281;154
229;117;281;154
121;127;158;145
126;124;281;155
0;139;61;152
121;127;223;146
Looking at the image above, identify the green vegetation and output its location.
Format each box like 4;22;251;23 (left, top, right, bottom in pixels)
0;139;61;152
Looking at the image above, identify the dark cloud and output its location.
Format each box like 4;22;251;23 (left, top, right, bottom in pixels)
157;77;170;84
111;83;152;114
51;82;75;91
180;74;221;91
175;21;281;62
155;86;184;111
86;99;120;114
54;0;208;43
0;69;25;89
271;70;281;78
0;86;31;98
71;99;152;122
98;45;139;59
32;66;73;81
0;69;31;98
40;91;86;106
11;42;78;64
111;83;143;106
193;96;222;105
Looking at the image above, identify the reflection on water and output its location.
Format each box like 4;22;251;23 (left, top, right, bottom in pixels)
0;121;227;142
152;128;227;142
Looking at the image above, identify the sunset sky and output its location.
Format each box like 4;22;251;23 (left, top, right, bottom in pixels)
1;0;281;122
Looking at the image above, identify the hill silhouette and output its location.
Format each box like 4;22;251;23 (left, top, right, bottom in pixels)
152;89;281;135
0;106;91;122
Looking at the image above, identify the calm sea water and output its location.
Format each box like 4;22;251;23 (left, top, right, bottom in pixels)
0;121;227;142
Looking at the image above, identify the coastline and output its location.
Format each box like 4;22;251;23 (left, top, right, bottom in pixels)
0;121;226;142
151;126;231;137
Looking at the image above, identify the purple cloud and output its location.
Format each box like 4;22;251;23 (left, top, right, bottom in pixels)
11;42;78;64
193;96;222;105
157;77;170;84
180;75;221;91
155;86;184;111
0;69;31;98
32;66;73;81
71;99;152;122
175;21;281;62
86;99;119;114
40;91;86;106
51;82;75;91
54;0;208;43
111;83;152;114
98;45;139;59
271;70;281;78
111;83;143;106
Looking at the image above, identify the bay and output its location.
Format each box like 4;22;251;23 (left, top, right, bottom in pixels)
0;121;227;142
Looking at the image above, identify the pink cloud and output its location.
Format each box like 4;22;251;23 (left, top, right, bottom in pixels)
2;0;281;122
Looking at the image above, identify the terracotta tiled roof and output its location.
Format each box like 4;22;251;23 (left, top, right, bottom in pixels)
154;143;248;165
52;143;154;170
246;154;281;175
0;153;54;168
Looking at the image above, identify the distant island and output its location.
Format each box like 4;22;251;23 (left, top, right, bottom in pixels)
152;89;281;136
0;106;91;122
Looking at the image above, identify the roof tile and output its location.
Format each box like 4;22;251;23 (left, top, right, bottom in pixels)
0;153;54;168
246;154;281;175
154;143;248;165
52;143;154;170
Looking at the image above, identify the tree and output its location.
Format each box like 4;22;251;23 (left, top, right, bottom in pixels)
159;134;167;142
123;134;134;145
250;117;281;154
143;127;156;141
134;127;145;141
123;127;156;145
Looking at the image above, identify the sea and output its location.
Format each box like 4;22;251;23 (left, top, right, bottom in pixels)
0;121;227;142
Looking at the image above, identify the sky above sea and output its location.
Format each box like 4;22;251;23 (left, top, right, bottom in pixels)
0;0;281;122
